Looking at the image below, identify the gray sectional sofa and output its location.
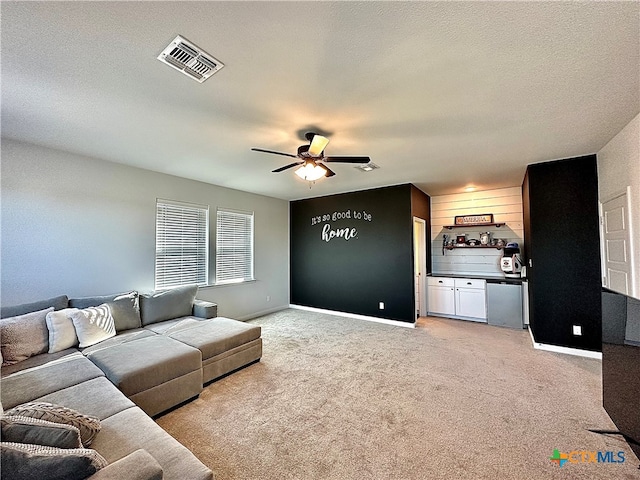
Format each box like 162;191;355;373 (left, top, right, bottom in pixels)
1;285;263;479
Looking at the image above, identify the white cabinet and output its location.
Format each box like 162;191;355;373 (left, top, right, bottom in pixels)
427;277;487;322
427;278;455;316
454;279;487;320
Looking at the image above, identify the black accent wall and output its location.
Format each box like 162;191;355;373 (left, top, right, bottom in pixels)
522;155;602;351
290;184;430;323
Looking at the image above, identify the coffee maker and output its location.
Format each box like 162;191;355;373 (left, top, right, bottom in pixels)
501;242;523;278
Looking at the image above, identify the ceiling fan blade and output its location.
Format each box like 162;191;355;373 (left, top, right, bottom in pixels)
251;148;297;158
308;134;330;157
272;161;303;173
321;164;336;177
323;156;371;164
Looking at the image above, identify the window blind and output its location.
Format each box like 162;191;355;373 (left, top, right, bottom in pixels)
216;209;254;284
155;200;209;289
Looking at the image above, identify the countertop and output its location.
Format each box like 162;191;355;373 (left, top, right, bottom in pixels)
428;273;527;284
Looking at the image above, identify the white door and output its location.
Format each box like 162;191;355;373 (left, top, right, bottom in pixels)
601;188;635;295
413;218;427;318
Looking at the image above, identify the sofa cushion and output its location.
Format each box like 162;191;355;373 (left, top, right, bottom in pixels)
1;352;105;410
88;449;164;480
1;295;68;319
83;335;201;398
80;329;157;355
192;299;218;319
91;407;213;480
5;402;101;447
139;285;198;326
70;292;141;332
1;416;83;449
1;307;53;366
35;377;135;422
1;442;107;480
69;291;128;309
46;308;80;353
0;348;79;378
70;305;116;348
143;316;204;335
147;316;261;360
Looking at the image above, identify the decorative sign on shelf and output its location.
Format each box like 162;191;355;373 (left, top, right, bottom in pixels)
454;214;494;225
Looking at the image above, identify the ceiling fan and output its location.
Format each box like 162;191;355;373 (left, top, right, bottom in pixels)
251;132;371;181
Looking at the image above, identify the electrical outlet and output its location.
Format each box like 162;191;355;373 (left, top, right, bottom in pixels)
266;295;271;302
572;325;582;336
379;302;385;310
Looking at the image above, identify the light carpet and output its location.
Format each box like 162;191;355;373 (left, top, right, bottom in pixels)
156;309;639;479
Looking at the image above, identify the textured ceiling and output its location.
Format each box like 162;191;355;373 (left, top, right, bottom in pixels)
2;1;638;200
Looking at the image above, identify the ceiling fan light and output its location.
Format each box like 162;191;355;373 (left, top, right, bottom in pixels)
295;163;327;181
308;135;329;157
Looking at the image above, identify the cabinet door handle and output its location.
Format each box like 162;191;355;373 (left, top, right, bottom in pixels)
467;282;472;285
438;280;443;283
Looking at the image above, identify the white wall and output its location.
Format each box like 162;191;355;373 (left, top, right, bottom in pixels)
430;187;524;277
597;113;640;299
0;139;289;320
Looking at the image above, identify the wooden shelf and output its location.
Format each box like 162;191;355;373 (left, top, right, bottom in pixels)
444;222;504;230
445;244;503;250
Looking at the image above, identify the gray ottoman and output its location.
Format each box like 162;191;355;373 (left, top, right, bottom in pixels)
83;334;203;417
145;316;262;384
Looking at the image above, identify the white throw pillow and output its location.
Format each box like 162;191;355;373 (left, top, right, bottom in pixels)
69;305;116;348
46;308;80;353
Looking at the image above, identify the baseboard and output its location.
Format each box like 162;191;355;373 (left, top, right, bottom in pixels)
527;326;602;359
236;305;289;322
289;304;415;329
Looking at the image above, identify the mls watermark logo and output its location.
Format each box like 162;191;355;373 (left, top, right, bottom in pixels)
549;449;569;467
550;449;625;467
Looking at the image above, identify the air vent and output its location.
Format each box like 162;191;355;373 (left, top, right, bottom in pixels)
157;35;224;83
355;162;379;172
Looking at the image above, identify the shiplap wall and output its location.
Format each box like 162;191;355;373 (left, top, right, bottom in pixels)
431;187;524;276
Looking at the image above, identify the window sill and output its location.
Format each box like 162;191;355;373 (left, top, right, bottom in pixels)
200;280;257;289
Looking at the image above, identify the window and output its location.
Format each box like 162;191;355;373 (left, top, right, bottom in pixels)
155;199;209;289
216;208;254;284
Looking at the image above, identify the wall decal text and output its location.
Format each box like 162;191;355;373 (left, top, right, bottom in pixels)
310;209;373;242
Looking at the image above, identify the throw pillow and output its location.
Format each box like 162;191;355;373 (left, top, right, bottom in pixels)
46;308;80;353
140;284;198;326
0;307;53;366
69;291;141;332
5;402;101;447
1;442;107;480
1;416;82;449
107;292;141;332
69;304;116;348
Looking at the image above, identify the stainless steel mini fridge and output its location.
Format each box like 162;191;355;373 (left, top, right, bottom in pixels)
487;281;524;329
